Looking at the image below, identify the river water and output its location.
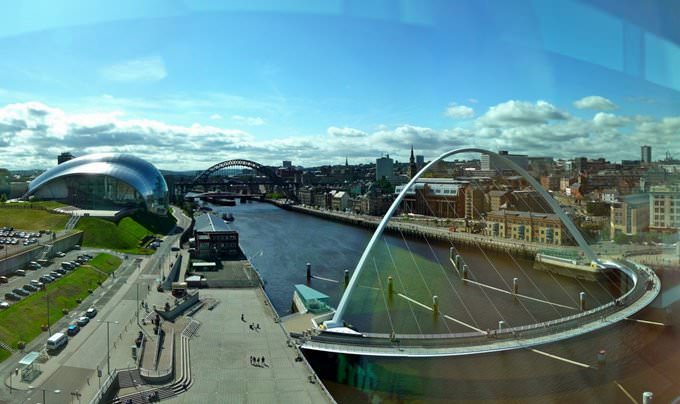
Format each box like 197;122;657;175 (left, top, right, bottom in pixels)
214;201;679;403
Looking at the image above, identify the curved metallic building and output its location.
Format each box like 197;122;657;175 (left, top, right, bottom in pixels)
27;153;168;215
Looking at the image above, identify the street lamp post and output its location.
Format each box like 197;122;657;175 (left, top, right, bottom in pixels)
46;284;51;336
98;320;119;375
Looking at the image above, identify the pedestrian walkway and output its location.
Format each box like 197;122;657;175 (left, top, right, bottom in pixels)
162;288;333;403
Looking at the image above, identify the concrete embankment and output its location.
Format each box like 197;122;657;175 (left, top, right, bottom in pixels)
0;231;83;276
268;201;575;260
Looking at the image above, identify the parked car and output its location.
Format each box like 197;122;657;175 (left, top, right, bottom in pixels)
12;288;29;296
30;280;44;288
49;271;62;278
39;275;54;283
67;324;80;336
85;307;97;318
23;284;38;292
15;270;26;276
55;251;66;257
4;293;20;301
0;276;8;283
55;269;67;275
76;316;90;327
0;301;9;309
61;262;73;270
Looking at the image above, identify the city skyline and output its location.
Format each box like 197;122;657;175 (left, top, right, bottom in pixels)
1;1;679;170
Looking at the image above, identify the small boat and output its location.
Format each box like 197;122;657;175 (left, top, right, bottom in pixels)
222;213;234;222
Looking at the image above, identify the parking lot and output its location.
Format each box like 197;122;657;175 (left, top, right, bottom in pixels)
0;248;91;309
0;226;56;258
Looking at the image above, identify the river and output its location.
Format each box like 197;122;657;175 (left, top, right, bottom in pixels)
212;201;678;403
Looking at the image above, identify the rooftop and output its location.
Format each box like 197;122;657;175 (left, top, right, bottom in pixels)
487;210;560;221
194;213;235;233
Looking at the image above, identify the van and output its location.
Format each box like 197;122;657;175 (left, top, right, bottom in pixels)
46;332;67;351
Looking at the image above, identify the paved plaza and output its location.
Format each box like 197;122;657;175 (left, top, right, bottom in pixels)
165;288;332;404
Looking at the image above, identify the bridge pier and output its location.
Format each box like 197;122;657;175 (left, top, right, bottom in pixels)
387;276;394;296
512;278;519;296
579;292;586;311
462;264;468;280
432;295;439;316
344;270;349;288
306;263;311;281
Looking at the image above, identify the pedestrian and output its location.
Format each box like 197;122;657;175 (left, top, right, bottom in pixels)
249;323;253;330
261;356;265;364
241;313;244;322
256;323;260;330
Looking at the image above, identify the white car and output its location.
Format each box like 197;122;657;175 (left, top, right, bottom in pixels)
56;252;66;257
0;302;9;309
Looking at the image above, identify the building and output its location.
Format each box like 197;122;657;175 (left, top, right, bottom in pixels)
649;184;680;232
332;191;349;211
193;213;240;259
463;184;486;219
376;155;394;181
57;152;75;165
488;190;511;212
480;151;529;172
510;190;552;213
484;210;567;245
282;160;292;168
540;175;560;191
416;155;425;170
297;186;315;206
641;145;652;165
395;178;467;218
26;153;169;215
610;194;649;239
407;146;418;179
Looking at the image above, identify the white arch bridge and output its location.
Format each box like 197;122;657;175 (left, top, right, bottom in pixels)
300;148;661;357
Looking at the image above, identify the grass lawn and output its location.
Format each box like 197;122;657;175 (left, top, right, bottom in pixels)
0;266;108;350
76;210;176;255
87;253;122;274
0;348;10;362
0;207;68;230
4;201;67;209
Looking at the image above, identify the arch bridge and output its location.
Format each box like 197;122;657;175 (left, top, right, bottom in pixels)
191;159;285;186
303;147;661;357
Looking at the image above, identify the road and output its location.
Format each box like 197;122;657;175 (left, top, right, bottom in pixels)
0;206;192;404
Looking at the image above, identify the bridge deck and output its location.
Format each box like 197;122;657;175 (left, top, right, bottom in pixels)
302;262;660;357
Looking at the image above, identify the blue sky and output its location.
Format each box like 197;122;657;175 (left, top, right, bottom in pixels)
1;0;679;170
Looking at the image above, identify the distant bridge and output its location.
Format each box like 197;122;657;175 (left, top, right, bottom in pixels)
191;159;286;187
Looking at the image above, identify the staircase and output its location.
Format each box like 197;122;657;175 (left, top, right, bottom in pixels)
112;323;196;403
65;215;80;230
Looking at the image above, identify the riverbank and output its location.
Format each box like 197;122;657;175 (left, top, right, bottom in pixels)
268;201;581;261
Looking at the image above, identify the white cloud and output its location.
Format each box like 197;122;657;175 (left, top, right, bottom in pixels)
1;100;678;170
232;115;265;126
100;56;167;82
210;114;223;120
478;100;569;126
573;95;617;110
444;103;475;119
592;112;629;127
327;126;367;138
468;98;479;104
